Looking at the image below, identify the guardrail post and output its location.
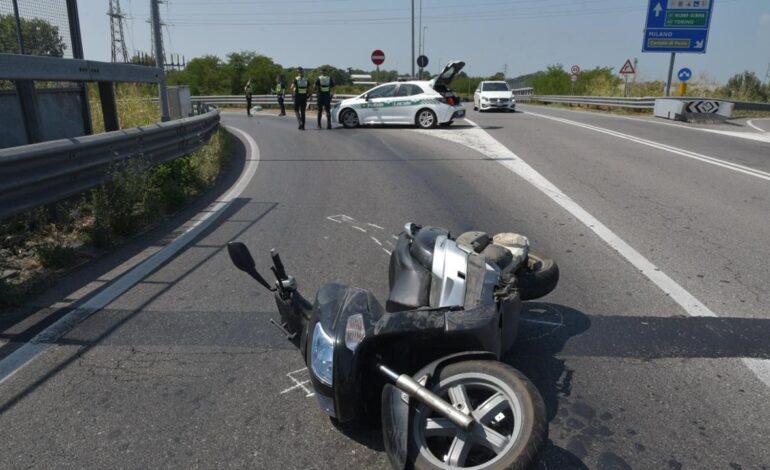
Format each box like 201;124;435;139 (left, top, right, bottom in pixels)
98;82;120;132
15;80;42;144
66;0;93;136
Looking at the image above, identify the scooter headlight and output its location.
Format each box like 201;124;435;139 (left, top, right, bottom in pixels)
310;322;334;386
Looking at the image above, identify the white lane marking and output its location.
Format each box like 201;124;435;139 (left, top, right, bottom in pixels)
0;125;261;386
371;236;382;246
382;248;392;256
421;119;770;388
523;111;770;181
352;226;367;233
746;119;770;134
519;104;770;143
367;223;385;230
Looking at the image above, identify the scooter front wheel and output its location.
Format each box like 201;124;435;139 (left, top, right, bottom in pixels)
409;360;546;470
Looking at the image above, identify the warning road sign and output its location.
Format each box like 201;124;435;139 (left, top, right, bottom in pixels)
619;59;636;75
686;100;718;113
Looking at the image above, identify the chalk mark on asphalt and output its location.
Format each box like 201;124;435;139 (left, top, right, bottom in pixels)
327;214;393;257
280;368;315;398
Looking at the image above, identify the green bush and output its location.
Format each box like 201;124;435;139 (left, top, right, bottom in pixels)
33;243;76;269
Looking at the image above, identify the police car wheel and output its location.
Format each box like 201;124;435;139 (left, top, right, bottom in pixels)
341;109;359;128
416;109;437;129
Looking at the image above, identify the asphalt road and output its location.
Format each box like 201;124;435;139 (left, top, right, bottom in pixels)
1;104;768;469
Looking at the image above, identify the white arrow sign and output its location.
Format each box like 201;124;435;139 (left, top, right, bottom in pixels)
653;2;663;17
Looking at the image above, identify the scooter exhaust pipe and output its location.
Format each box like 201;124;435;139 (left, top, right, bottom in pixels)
378;364;475;432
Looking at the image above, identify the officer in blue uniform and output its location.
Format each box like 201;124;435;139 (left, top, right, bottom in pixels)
291;67;309;130
314;67;335;129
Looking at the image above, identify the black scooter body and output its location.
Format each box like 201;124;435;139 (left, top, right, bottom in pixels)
281;281;515;423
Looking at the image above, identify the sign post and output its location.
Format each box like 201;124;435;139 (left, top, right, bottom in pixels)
619;59;636;97
642;0;714;97
570;65;580;93
677;67;692;96
417;55;429;79
371;49;385;84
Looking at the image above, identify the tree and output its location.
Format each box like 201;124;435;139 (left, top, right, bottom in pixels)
721;71;768;102
306;64;347;89
527;65;571;95
167;55;229;95
0;14;66;57
573;67;622;96
242;54;283;94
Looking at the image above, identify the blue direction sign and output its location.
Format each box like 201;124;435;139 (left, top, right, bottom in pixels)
642;0;714;53
678;67;692;81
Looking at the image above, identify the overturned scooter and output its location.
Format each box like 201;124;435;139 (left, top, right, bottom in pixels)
228;223;559;469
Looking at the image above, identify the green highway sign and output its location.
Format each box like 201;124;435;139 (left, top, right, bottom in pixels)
665;11;708;27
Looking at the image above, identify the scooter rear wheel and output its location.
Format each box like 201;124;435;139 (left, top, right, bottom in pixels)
516;251;559;301
409;360;546;470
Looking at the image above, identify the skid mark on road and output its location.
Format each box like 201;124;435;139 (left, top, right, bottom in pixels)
414;121;770;389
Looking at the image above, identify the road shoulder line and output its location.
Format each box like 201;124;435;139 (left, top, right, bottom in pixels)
523;110;770;181
0;125;261;386
414;120;770;389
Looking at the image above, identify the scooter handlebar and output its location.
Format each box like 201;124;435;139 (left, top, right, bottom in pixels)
270;248;288;280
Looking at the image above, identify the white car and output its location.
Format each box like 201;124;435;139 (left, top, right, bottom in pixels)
473;81;516;112
333;61;466;129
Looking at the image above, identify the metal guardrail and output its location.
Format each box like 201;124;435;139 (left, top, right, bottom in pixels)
525;95;770;112
0;108;220;221
528;95;656;108
193;94;358;108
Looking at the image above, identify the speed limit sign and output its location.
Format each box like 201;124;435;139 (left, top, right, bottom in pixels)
570;65;580;75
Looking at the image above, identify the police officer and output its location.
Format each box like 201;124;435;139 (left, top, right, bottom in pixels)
291;67;309;130
274;74;286;116
314;67;335;129
244;78;254;116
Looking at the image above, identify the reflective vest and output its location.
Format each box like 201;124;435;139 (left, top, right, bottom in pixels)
275;83;283;95
318;75;331;93
295;77;308;94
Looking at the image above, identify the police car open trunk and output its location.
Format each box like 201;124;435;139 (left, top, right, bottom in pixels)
429;60;465;107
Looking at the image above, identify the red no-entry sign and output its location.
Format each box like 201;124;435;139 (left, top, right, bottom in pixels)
371;49;385;66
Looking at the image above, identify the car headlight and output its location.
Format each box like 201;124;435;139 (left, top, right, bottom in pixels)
481;97;489;102
311;322;334;386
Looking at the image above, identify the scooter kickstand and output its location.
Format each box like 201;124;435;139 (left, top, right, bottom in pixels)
269;318;298;340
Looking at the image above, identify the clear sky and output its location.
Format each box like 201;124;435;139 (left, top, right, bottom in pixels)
76;0;770;84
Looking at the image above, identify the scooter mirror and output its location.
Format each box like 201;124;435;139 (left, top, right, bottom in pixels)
227;242;256;273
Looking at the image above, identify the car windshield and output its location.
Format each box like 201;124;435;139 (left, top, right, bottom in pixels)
482;83;509;92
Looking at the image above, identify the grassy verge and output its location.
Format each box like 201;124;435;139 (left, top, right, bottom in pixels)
0;128;232;308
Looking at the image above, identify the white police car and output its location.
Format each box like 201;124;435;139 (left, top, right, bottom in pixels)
333;61;466;129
